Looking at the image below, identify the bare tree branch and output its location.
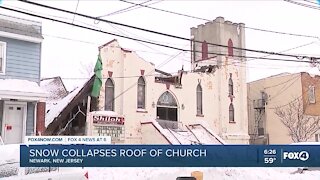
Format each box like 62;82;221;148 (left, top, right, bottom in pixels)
79;61;95;77
274;97;320;142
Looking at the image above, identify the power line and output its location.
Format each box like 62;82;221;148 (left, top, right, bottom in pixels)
98;0;152;18
268;95;302;109
284;0;320;10
105;50;185;106
15;0;320;60
41;42;310;73
3;4;212;54
107;23;177;56
6;23;312;68
97;0;158;18
268;73;319;109
4;4;105;30
71;0;80;24
63;49;184;109
119;0;209;21
57;42;319;81
0;6;188;50
119;0;320;40
244;41;318;65
303;0;320;5
248;67;317;108
58;63;312;80
264;74;301;90
4;4;319;71
267;72;320;109
43;33;187;57
1;5;314;65
106;22;194;67
195;41;318;69
264;66;315;105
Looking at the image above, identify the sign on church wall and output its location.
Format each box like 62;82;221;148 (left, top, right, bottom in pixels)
88;111;125;143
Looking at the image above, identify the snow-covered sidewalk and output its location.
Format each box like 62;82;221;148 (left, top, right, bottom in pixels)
85;167;320;180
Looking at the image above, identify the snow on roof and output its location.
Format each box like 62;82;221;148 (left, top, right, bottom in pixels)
0;79;47;95
40;77;68;101
40;78;55;87
141;120;224;145
0;17;43;39
45;78;91;127
188;125;224;144
146;120;177;144
189;121;226;144
163;129;199;144
45;87;82;127
45;100;58;112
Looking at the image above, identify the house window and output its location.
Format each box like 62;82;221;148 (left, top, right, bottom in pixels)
228;73;233;96
196;84;203;115
105;78;114;111
137;76;146;109
308;85;316;104
202;41;208;60
0;42;6;74
228;39;233;57
229;103;235;122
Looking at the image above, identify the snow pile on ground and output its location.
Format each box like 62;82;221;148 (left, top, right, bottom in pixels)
291;142;320;145
86;167;320;180
0;144;58;178
0;144;20;178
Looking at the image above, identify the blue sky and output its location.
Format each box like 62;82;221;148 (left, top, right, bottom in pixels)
1;0;320;90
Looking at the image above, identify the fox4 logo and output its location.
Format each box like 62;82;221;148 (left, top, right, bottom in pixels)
283;151;309;161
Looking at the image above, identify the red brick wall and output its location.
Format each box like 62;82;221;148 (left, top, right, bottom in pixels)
301;72;320;116
36;102;46;135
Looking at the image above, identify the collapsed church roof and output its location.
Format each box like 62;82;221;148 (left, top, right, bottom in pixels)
141;120;225;145
45;76;95;131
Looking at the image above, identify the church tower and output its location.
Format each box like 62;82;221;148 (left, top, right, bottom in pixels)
191;16;246;70
191;17;249;143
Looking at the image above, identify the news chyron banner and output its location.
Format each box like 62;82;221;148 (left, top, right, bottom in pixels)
20;144;320;167
24;136;111;145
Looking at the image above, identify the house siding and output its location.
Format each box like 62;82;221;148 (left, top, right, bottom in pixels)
26;102;35;136
0;37;41;83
